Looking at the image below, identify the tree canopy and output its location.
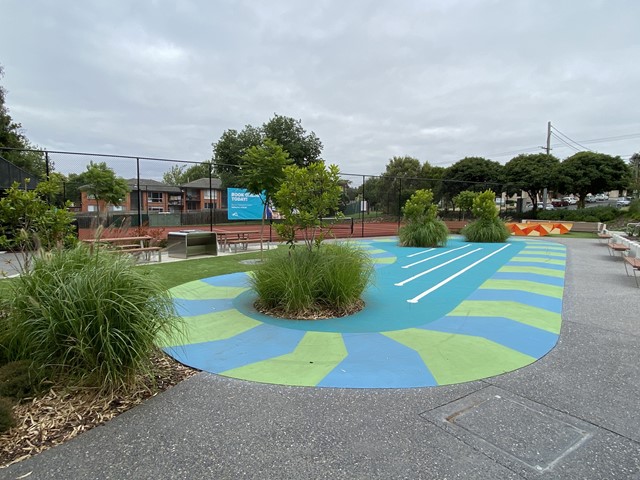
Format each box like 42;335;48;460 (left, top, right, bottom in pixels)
556;152;629;208
211;114;323;188
441;157;503;200
79;161;129;215
503;153;560;213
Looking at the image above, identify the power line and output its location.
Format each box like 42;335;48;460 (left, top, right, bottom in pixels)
550;132;582;152
551;125;592;151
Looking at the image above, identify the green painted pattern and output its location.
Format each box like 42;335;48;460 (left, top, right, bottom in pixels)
499;265;564;278
170;280;249;300
158;309;261;347
374;257;396;264
517;250;566;257
479;279;563;298
510;256;566;265
365;248;387;254
220;332;347;386
384;329;535;385
448;300;561;333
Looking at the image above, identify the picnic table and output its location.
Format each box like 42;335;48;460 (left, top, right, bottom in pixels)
82;236;161;262
213;229;263;252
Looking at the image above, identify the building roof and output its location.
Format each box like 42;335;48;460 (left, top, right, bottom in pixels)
182;177;223;189
125;178;182;193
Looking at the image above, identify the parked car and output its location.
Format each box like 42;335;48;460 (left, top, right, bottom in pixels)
551;198;569;207
595;193;609;202
586;194;596;203
563;196;577;205
537;203;555;210
616;197;631;207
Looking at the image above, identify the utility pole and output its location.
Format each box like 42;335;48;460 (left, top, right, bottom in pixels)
542;121;551;207
546;121;551;155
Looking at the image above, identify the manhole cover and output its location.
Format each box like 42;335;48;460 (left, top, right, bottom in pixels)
421;386;593;473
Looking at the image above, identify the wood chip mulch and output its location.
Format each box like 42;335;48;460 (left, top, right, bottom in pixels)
0;353;198;469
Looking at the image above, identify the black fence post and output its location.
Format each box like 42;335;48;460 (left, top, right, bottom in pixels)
361;175;365;238
208;163;213;232
136;158;142;228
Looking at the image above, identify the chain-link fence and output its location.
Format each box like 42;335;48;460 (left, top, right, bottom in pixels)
1;147;518;238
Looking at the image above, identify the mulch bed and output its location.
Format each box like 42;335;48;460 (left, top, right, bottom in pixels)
0;353;198;469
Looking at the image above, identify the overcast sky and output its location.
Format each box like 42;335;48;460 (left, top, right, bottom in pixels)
2;0;640;181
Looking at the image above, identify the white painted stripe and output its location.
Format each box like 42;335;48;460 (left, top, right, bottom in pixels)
406;248;436;258
403;245;471;269
395;248;482;286
407;244;512;303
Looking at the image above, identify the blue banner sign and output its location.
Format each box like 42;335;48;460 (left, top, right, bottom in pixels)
227;188;265;220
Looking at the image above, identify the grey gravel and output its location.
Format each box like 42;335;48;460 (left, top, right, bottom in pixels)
2;237;640;480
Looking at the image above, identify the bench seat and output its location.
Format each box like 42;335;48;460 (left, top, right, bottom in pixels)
623;255;640;287
115;246;162;263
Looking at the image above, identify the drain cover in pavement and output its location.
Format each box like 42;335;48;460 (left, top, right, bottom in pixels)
421;386;593;474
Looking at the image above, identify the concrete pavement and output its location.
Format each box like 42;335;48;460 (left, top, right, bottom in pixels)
2;237;640;479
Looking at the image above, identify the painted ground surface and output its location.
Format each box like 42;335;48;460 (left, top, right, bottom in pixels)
161;237;566;388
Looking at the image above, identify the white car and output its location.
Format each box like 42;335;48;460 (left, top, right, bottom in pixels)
537;203;555;210
595;193;609;202
562;197;577;205
616;197;631;207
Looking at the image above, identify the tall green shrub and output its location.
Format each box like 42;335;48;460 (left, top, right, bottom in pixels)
462;190;511;242
250;243;373;318
0;181;77;252
0;245;181;391
399;189;449;247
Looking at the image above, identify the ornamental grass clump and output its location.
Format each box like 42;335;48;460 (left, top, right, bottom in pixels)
398;189;449;248
250;243;373;318
462;190;511;243
0;244;181;391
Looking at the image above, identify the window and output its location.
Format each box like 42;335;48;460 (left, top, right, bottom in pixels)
149;206;164;212
87;205;97;212
204;202;216;209
147;192;163;202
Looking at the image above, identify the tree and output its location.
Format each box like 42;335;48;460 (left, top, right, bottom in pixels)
212;126;264;188
0;180;76;253
240;139;292;256
0;65;47;178
262;114;323;167
503;153;560;214
441;157;503;202
628;153;640;197
80;161;129;215
212;115;323;188
274;162;342;250
376;156;423;215
453;190;478;220
556;152;629;208
161;162;213;185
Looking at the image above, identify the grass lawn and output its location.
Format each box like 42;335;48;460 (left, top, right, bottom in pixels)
139;249;279;290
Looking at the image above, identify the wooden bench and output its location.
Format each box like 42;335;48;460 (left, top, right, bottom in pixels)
607;242;630;257
116;246;162;263
444;220;468;233
623;255;640;287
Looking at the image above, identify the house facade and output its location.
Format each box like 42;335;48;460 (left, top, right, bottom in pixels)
79;177;225;213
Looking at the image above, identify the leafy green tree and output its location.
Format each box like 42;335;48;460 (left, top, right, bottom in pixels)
628;153;640;197
441;157;503;202
262;114;323;167
0;65;47;178
80;161;129;215
0;180;76;253
274;162;342;250
241;139;292;256
212;115;323;188
380;156;422;215
161;162;214;185
556;152;629;208
453;190;478;220
212;125;264;188
503;153;560;214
